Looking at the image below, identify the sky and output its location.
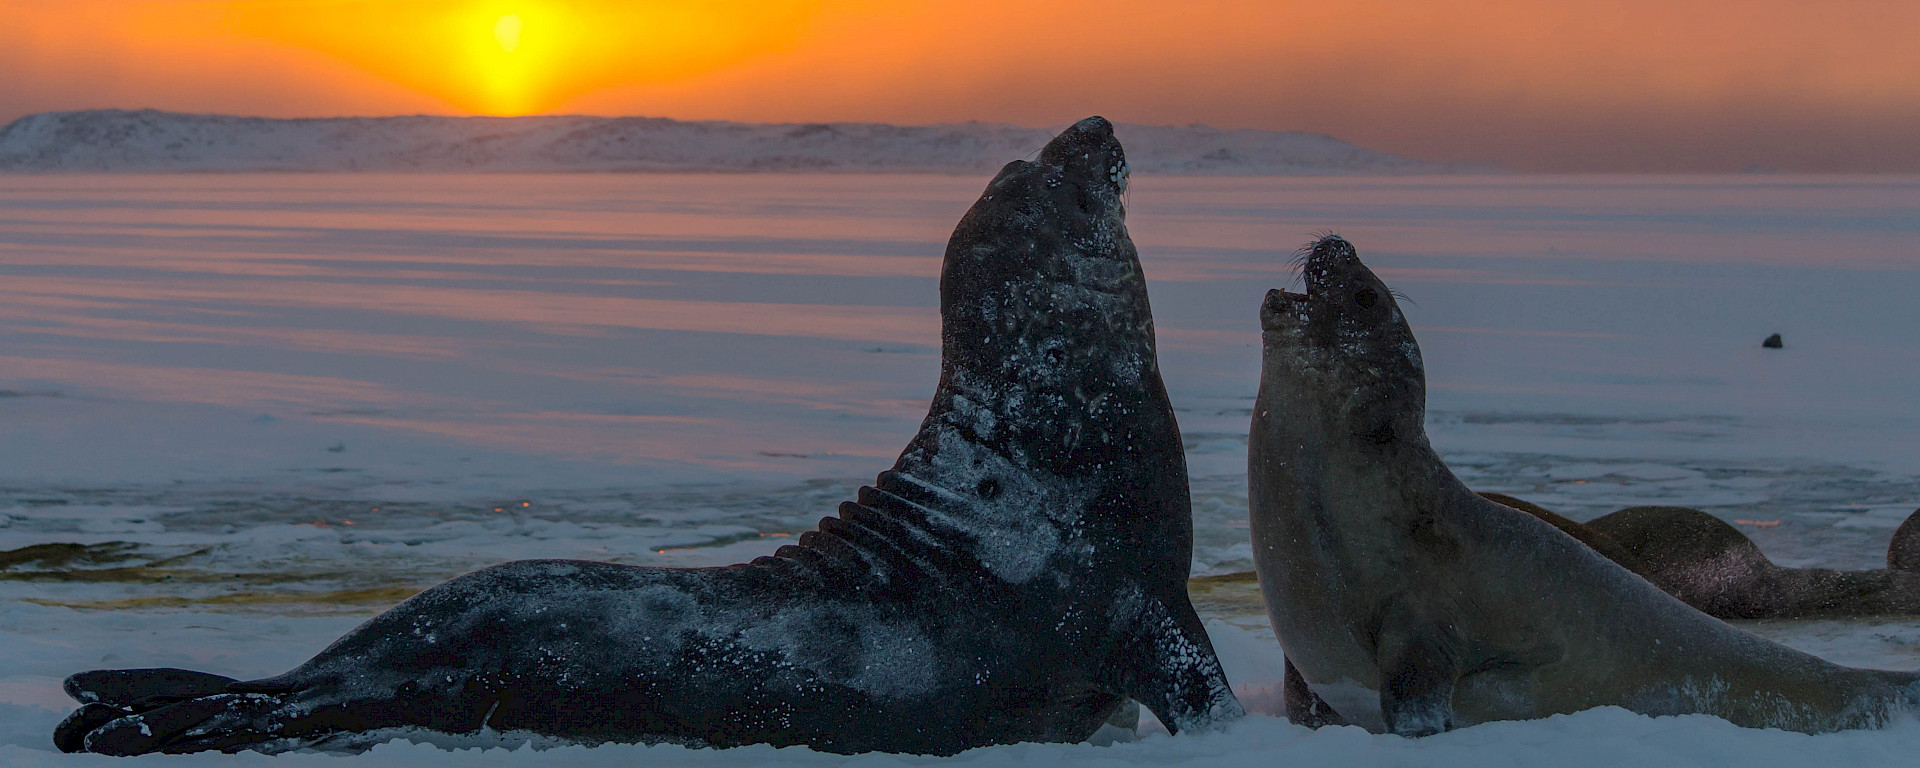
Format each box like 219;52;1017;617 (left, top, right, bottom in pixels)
4;0;1920;172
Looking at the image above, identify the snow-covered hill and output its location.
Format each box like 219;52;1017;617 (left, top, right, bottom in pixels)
0;109;1471;174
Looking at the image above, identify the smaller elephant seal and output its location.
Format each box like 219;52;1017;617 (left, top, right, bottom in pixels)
1249;235;1920;736
1481;493;1920;619
55;116;1244;756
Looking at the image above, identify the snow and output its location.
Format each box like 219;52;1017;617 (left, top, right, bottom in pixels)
0;110;1468;175
3;172;1920;764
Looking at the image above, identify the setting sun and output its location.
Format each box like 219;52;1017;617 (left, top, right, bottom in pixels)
203;0;820;116
493;13;522;53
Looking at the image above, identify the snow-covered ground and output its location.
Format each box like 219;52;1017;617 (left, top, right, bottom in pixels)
2;173;1919;764
0;110;1467;175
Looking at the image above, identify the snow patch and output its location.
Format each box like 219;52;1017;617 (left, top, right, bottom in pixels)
0;110;1472;175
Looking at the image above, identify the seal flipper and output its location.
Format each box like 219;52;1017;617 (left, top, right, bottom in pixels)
53;703;123;753
57;670;245;754
81;693;284;756
1376;613;1462;737
1283;657;1348;728
1113;594;1245;734
64;668;237;709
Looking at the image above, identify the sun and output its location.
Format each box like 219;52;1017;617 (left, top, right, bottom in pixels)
472;6;546;114
493;13;523;53
221;1;823;117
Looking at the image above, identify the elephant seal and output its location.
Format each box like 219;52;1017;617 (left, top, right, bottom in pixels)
1249;234;1920;736
55;116;1244;756
1480;493;1920;620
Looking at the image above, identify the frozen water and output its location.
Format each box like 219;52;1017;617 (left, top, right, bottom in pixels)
0;110;1464;175
2;173;1920;763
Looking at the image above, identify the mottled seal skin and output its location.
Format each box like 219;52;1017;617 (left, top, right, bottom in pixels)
57;116;1243;756
1249;235;1920;737
1481;493;1920;620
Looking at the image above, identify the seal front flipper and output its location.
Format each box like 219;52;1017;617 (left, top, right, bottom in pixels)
1376;607;1462;737
1283;657;1347;728
1112;592;1245;733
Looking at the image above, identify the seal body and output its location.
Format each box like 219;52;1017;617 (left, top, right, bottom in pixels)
57;117;1243;756
1482;493;1920;620
1249;235;1920;736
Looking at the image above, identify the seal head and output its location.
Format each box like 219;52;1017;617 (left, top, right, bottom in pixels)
1260;234;1425;454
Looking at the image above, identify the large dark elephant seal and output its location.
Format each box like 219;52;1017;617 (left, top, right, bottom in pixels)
1480;493;1920;619
55;116;1244;756
1249;235;1920;736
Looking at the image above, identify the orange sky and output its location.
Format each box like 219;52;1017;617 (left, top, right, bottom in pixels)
5;0;1920;171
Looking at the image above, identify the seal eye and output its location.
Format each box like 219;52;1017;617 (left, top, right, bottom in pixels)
1354;288;1378;309
976;478;1001;500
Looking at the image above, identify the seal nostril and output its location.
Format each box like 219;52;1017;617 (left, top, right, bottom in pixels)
1073;185;1095;214
1355;288;1378;309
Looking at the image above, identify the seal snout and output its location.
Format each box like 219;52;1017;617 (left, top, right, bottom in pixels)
1298;235;1359;297
1039;116;1129;195
1066;115;1114;137
1260;288;1309;331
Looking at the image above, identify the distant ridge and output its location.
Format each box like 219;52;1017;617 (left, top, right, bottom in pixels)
0;109;1477;175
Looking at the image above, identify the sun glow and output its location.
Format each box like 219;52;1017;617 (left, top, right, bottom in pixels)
493;13;522;53
216;1;821;116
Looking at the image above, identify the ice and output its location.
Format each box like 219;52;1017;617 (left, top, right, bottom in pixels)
1834;506;1920;530
8;702;1920;767
2;173;1920;762
0;110;1464;175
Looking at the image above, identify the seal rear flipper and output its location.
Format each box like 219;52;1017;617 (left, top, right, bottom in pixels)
63;668;238;709
1283;657;1348;729
53;703;124;753
81;693;285;756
